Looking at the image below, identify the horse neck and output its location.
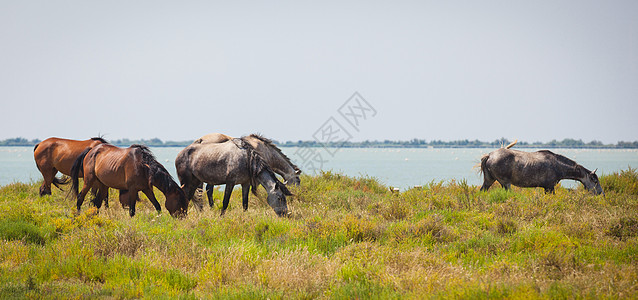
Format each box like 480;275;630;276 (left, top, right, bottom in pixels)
147;165;174;195
152;177;169;194
268;153;296;179
256;170;277;193
559;164;588;183
255;142;296;179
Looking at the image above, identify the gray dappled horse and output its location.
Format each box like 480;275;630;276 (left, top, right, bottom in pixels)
175;137;292;217
195;133;300;207
479;147;604;195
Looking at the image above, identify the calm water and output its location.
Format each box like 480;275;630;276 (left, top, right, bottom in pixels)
4;146;637;189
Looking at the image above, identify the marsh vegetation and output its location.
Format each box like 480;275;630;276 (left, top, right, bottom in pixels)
0;169;637;298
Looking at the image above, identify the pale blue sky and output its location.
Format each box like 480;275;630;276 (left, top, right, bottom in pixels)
1;1;636;143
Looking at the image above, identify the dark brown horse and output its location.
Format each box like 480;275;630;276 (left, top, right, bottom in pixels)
33;137;107;196
70;144;188;217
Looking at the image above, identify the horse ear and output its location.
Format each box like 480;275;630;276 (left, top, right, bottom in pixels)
592;168;598;175
295;169;302;175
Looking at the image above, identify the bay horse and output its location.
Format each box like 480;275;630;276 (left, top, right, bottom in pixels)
194;133;301;208
480;146;604;195
33;137;107;196
175;137;292;217
70;144;188;217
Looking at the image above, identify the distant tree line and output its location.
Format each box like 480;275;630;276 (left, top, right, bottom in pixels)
0;138;42;146
278;138;638;149
2;137;637;149
0;137;187;147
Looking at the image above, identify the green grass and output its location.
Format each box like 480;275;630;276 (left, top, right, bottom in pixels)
1;169;637;299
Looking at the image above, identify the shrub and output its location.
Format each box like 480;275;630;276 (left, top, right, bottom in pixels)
607;217;638;241
600;167;638;195
0;219;49;245
496;218;517;235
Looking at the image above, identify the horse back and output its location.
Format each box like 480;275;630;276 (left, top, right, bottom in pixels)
188;141;250;185
487;148;561;187
195;133;234;144
90;144;143;190
34;137;105;176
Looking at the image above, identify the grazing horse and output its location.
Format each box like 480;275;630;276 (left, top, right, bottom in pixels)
195;133;301;208
480;147;604;195
175;137;292;217
33;137;107;196
70;144;188;217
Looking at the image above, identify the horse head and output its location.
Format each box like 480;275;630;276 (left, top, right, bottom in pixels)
165;183;189;217
266;180;293;217
582;168;604;195
283;169;302;186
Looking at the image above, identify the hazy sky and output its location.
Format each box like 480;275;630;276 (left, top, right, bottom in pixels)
1;1;636;144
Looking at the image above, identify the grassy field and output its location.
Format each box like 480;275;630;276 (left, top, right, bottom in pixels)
1;169;637;299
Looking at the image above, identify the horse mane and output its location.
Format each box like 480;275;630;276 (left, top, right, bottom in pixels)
130;144;179;193
537;150;587;174
91;137;108;144
247;133;300;172
235;137;290;196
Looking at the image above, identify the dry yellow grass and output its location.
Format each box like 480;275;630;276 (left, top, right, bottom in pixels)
0;170;636;298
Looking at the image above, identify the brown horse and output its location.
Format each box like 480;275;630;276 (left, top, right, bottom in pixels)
70;144;188;217
33;137;107;196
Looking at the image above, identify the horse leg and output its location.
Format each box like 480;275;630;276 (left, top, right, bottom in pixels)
128;190;139;217
103;193;109;208
93;184;109;209
101;185;109;208
241;183;250;211
480;173;495;192
39;167;57;196
76;177;95;212
142;188;162;213
194;183;205;212
544;186;555;194
220;184;235;216
206;184;215;208
498;181;511;190
119;190;130;208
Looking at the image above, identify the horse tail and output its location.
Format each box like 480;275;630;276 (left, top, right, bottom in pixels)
176;146;202;210
70;147;91;197
52;175;71;189
479;153;490;176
